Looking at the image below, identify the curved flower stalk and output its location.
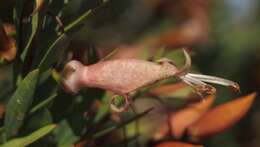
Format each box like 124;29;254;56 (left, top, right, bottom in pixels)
61;49;239;112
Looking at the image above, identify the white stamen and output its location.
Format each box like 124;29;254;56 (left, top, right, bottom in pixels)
186;73;240;91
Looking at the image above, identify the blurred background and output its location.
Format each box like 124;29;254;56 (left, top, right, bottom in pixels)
0;0;260;147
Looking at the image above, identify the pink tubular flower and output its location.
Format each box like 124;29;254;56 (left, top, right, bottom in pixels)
61;49;240;112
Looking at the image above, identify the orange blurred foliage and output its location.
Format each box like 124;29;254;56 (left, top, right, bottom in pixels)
150;82;188;97
153;95;215;140
188;93;256;141
170;95;215;139
0;103;5;120
0;20;17;62
156;141;203;147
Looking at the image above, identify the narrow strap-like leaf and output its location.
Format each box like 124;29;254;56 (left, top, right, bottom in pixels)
29;93;57;115
38;8;93;72
21;14;39;62
93;107;153;139
1;124;56;147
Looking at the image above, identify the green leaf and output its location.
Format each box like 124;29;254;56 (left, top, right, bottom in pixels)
21;14;39;62
139;47;150;60
93;104;109;123
93;107;153;139
25;109;53;133
29;94;57;115
1;124;56;147
14;0;26;19
21;109;53;146
37;9;93;72
54;120;79;146
153;47;165;60
38;34;71;72
63;10;92;34
13;2;39;86
93;93;114;123
37;5;97;73
164;49;185;65
4;69;39;139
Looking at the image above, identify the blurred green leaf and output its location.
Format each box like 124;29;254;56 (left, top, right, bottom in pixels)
93;107;153;139
13;1;40;86
14;0;26;19
1;124;56;147
23;109;53;146
164;49;184;65
38;34;71;72
93;93;110;123
38;8;94;72
29;93;57;115
12;14;39;86
93;104;109;123
54;120;79;146
4;69;39;139
139;47;150;60
153;47;165;60
21;14;39;62
25;109;53;133
63;10;92;34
